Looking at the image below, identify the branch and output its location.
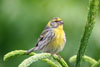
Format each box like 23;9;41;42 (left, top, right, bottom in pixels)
52;54;68;67
3;50;35;61
75;0;99;67
18;53;61;67
19;53;68;67
4;50;68;67
69;55;98;65
92;59;100;67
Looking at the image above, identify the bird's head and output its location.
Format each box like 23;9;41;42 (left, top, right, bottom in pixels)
46;17;64;29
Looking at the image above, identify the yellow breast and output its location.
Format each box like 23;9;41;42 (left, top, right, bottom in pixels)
54;25;65;45
50;25;65;52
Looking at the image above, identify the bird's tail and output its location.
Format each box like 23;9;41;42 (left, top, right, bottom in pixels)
26;47;35;54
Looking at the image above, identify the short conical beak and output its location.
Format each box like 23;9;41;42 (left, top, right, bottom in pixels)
59;21;64;25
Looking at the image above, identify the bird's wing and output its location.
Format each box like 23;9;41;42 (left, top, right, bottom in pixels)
35;29;55;50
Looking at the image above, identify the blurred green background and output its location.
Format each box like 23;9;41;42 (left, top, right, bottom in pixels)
0;0;100;67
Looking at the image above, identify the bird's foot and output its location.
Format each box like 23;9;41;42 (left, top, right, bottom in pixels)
56;53;61;60
50;53;61;60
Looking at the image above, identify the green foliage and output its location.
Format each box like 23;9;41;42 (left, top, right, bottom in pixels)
75;0;99;67
19;53;63;67
4;50;35;61
4;50;68;67
42;59;61;67
92;60;100;67
52;55;68;67
69;55;98;66
3;0;100;67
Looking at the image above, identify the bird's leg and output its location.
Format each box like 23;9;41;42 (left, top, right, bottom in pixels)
50;53;54;56
56;53;61;60
50;53;61;60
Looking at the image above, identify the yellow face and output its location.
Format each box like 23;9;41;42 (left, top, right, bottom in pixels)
47;17;64;29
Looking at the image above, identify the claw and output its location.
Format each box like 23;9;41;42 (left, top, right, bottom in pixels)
56;54;61;60
50;53;61;60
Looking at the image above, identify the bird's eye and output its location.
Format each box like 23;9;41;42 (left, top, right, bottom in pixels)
50;22;58;28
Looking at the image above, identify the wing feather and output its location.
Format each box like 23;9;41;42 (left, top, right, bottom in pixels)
35;29;55;50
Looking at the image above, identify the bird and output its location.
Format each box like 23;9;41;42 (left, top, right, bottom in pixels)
27;17;66;56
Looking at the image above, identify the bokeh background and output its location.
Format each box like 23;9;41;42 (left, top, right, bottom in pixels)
0;0;100;67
